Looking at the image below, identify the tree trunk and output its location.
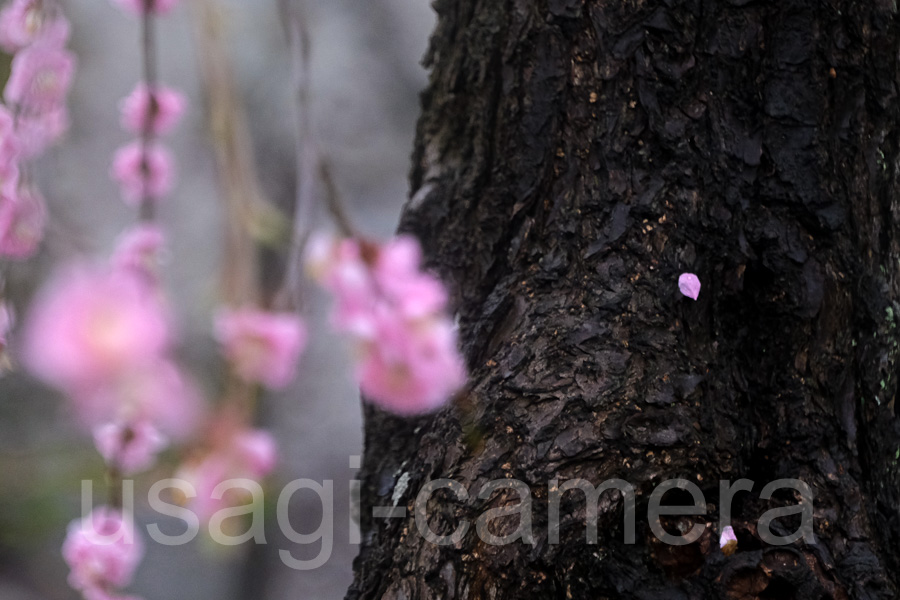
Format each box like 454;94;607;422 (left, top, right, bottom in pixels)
347;1;900;598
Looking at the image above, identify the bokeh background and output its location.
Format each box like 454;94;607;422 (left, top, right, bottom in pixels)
0;0;435;598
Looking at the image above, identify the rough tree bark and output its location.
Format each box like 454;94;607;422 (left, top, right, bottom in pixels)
348;1;900;598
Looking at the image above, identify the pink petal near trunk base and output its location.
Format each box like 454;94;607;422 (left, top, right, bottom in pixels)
678;272;701;300
719;525;738;556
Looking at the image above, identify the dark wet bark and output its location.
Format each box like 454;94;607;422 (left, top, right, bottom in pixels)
347;1;900;598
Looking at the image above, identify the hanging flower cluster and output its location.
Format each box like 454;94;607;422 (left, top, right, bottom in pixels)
161;308;306;523
22;236;203;472
0;0;75;259
307;233;466;415
153;309;304;525
110;39;184;205
24;2;196;598
4;0;470;597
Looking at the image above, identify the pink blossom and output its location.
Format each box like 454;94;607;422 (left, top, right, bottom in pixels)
308;236;384;336
110;0;180;17
233;428;277;475
112;224;165;280
214;308;306;389
0;106;20;187
15;105;68;158
0;187;45;259
306;233;467;414
111;141;174;205
62;507;143;600
22;265;169;394
357;312;466;415
76;360;204;439
678;272;701;301
325;243;378;336
5;42;75;110
175;453;229;524
175;424;277;522
308;234;449;327
0;0;70;52
120;82;185;136
62;509;141;593
0;0;42;52
373;235;448;319
93;420;167;475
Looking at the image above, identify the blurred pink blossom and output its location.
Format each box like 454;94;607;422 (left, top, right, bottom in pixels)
22;265;169;394
76;359;204;439
214;307;306;389
0;106;20;187
111;140;174;205
314;237;378;336
4;42;75;110
62;507;143;600
0;0;70;52
357;313;466;415
233;428;277;475
119;82;185;136
112;224;166;280
93;420;167;475
110;0;180;17
307;233;466;414
0;187;45;259
373;236;448;319
176;424;277;522
15;105;69;158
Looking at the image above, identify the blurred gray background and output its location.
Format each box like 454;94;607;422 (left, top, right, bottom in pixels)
0;0;435;598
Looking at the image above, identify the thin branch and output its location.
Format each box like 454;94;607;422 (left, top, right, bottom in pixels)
319;158;354;237
278;0;317;311
139;1;158;221
190;0;273;308
277;0;357;312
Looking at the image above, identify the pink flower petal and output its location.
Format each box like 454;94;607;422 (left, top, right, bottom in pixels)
720;525;738;556
678;272;701;301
